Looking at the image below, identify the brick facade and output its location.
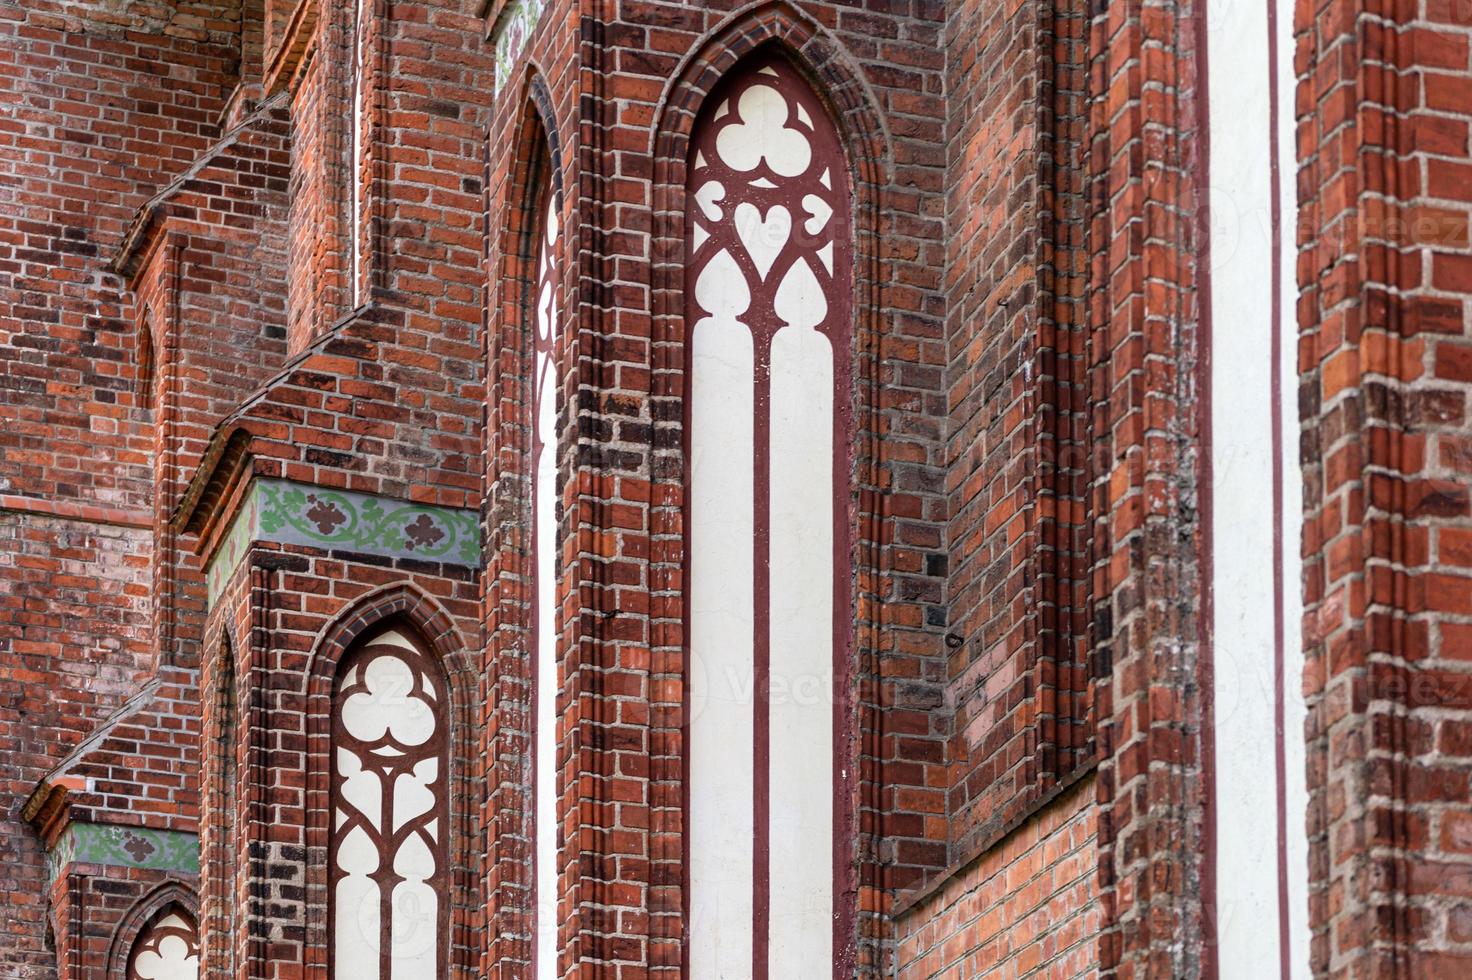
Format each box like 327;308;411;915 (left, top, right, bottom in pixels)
0;0;1467;978
0;1;238;974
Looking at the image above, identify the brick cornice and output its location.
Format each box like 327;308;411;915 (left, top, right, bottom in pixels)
111;92;291;283
177;425;256;541
22;679;166;844
263;0;320;97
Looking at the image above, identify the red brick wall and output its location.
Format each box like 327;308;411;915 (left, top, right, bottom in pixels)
41;666;205;834
123;100;291;670
283;0;490;357
14;0;1472;975
1296;0;1472;973
285;39;348;353
0;2;241;973
894;774;1099;979
0;515;152;978
1082;0;1215;973
0;4;235;511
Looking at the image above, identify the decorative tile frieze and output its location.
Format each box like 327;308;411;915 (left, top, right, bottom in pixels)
206;486;259;605
205;479;481;605
491;0;546;94
47;823;199;884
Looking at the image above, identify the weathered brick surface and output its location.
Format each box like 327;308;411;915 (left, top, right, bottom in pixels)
15;0;243;46
1080;0;1214;975
0;4;235;510
942;0;1093;862
0;1;243;975
0;515;152;977
285;32;347;352
877;0;1215;971
27;664;204;836
117;95;290;683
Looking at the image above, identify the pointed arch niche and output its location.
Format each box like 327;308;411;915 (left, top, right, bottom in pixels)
202;628;238;976
487;77;566;979
329;623;450;979
683;52;855;978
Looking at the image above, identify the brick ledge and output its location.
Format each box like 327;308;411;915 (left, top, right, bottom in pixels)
890;762;1097;919
0;494;151;530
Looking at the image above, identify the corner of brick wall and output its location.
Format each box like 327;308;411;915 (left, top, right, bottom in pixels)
1296;0;1472;972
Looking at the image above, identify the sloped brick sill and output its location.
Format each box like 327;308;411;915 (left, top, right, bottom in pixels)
890;761;1098;919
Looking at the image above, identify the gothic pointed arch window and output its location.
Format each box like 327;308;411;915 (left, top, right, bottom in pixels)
329;624;450;978
126;905;200;980
684;53;854;977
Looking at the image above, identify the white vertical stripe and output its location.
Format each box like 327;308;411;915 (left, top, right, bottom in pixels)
349;0;368;307
688;313;755;979
535;198;559;980
1276;0;1311;969
767;324;835;977
389;864;438;978
535;378;557;979
1207;0;1295;972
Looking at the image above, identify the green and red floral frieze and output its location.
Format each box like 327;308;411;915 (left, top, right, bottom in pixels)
206;479;481;605
47;822;199;884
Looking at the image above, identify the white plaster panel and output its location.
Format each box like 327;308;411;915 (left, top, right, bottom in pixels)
131;914;198;980
1276;0;1310;967
336;747;382;826
734;202;791;279
688;303;756;978
716;84;811;176
335;827;381;979
390;840;439;979
1207;0;1309;971
341;655;434;748
393;758;438;833
768;323;835;976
